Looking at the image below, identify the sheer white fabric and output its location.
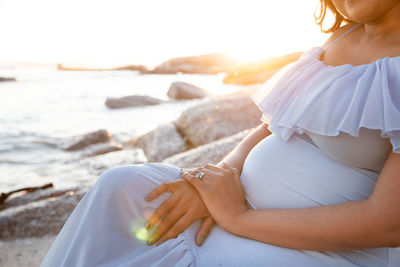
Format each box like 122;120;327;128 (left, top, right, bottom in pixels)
251;46;400;153
304;129;392;172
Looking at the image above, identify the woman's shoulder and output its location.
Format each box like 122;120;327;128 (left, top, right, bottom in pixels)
320;22;359;50
321;22;400;59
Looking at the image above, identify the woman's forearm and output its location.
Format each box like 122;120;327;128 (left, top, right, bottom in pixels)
228;199;398;251
218;123;271;172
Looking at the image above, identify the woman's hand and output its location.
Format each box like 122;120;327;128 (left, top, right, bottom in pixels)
144;176;214;246
181;163;249;231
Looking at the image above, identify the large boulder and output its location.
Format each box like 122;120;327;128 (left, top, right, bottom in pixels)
105;95;164;109
150;53;238;74
163;130;249;168
167;82;209;100
112;65;149;73
64;129;111;151
0;187;87;239
173;93;261;147
82;142;123;157
134;123;187;162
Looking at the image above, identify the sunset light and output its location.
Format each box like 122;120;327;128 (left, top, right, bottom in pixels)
0;0;330;66
3;0;399;265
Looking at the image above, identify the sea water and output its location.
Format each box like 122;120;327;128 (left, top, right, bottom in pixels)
0;65;239;192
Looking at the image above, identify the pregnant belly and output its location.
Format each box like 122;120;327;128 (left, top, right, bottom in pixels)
240;134;379;210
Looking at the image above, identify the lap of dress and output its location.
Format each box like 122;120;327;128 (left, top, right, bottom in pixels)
41;134;400;267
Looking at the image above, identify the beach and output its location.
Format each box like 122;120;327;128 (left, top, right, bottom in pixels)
0;66;238;192
0;236;55;266
0;63;260;266
0;48;303;265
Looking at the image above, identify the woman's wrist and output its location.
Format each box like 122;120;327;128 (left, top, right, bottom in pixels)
219;206;251;234
217;159;242;173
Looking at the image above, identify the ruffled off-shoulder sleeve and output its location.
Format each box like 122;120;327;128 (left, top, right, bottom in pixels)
251;47;400;154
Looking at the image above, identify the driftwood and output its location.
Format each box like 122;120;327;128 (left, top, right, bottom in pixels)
0;183;53;205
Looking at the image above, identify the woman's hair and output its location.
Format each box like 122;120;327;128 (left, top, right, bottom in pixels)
315;0;349;33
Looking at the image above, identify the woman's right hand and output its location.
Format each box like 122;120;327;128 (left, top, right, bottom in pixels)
144;170;215;246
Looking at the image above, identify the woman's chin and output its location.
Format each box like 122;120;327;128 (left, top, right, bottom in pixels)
343;0;400;24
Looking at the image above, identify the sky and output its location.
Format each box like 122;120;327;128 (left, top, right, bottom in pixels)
0;0;331;67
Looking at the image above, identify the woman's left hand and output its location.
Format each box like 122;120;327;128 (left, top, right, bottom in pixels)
180;163;249;231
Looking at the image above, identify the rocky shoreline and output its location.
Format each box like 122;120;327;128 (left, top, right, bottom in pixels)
0;85;261;241
56;51;302;85
0;52;297;265
0;85;263;265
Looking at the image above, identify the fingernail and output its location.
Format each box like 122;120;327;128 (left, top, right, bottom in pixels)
145;193;151;200
197;236;205;246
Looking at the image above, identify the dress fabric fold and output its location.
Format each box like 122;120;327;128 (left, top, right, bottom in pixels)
252;47;400;153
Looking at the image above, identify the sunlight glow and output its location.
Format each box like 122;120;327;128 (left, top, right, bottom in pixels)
0;0;329;66
130;218;149;243
135;228;149;242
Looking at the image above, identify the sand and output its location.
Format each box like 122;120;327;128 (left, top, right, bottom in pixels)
0;236;55;267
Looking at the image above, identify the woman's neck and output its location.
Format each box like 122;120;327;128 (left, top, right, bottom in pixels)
362;4;400;40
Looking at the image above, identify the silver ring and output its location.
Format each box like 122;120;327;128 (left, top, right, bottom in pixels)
196;172;205;180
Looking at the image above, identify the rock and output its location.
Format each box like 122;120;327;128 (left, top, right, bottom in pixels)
57;64;149;73
223;51;303;85
105;95;164;109
0;77;16;82
167;82;209;100
0;147;147;239
163;130;250;168
150;53;238;74
0;187;79;212
83;142;122;157
173;93;261;147
0;187;87;239
0;184;53;206
114;65;149;73
64;129;111;151
0;128;251;240
135;123;187;162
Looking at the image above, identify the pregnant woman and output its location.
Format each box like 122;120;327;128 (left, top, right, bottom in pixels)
42;0;400;266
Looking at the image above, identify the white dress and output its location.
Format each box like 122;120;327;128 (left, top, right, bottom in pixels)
42;26;400;266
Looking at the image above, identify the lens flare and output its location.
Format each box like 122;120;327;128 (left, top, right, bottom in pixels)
130;218;149;242
135;228;148;241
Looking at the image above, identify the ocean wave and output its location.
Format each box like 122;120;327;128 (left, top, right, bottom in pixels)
0;140;60;153
0;130;64;153
0;159;32;165
0;129;51;137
